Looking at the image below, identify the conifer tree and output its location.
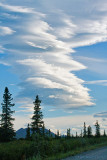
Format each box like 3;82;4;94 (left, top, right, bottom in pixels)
83;122;87;137
76;131;78;138
67;128;71;138
56;130;60;138
95;120;100;137
48;129;51;137
0;87;15;142
26;123;30;140
42;122;45;136
87;125;92;138
31;95;43;135
103;130;106;137
80;129;83;137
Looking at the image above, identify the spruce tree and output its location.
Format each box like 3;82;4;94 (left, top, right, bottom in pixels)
87;125;92;138
80;129;83;137
67;128;70;138
31;95;43;135
103;130;106;137
76;131;78;138
83;122;87;137
26;123;30;140
95;120;100;137
56;130;60;138
42;122;45;137
0;87;15;142
48;129;51;137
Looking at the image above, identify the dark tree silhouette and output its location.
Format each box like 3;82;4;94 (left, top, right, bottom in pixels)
83;122;87;137
56;130;60;138
31;95;43;135
67;128;70;138
95;120;100;137
76;131;78;138
42;122;45;136
80;129;83;137
87;125;92;138
103;130;106;137
0;87;15;142
48;129;51;137
26;123;30;140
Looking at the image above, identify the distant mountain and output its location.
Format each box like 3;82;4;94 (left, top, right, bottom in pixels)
16;128;27;139
16;128;55;139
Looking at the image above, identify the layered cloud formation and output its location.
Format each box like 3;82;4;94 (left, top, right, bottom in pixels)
0;0;107;112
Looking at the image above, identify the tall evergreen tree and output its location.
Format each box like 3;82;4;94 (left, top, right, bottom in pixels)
87;125;92;138
48;129;51;137
80;129;83;137
83;122;87;137
103;130;106;137
26;123;30;140
67;128;71;138
31;95;43;135
76;131;78;138
56;130;60;138
42;122;45;137
0;87;15;142
95;120;100;137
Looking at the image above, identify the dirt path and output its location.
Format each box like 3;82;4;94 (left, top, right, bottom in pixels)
62;146;107;160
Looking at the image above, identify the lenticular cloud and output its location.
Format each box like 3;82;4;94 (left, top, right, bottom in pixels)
2;0;107;110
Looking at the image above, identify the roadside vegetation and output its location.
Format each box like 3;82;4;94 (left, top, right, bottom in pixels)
0;87;107;160
0;137;107;160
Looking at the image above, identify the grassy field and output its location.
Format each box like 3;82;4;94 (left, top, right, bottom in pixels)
0;137;107;160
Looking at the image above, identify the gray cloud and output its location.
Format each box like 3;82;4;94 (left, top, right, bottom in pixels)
94;111;107;118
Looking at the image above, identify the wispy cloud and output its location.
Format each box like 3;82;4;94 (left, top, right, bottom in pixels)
48;109;56;112
85;80;107;86
0;2;44;16
0;26;15;35
74;56;107;63
94;111;107;118
0;60;10;66
74;56;107;75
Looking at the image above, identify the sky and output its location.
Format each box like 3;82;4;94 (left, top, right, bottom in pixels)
0;0;107;135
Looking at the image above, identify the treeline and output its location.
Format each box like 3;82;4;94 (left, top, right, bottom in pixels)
55;120;106;139
0;87;106;142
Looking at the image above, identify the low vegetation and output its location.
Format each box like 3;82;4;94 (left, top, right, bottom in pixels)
0;137;107;160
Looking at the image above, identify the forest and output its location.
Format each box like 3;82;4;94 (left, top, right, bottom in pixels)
0;87;107;160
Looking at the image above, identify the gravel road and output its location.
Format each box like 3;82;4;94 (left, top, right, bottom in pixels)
62;146;107;160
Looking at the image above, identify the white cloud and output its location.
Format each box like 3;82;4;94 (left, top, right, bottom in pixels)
0;60;10;66
86;80;107;86
26;41;47;49
2;13;19;19
74;56;107;63
48;109;56;112
0;26;15;35
0;45;5;53
17;58;93;108
0;2;44;16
